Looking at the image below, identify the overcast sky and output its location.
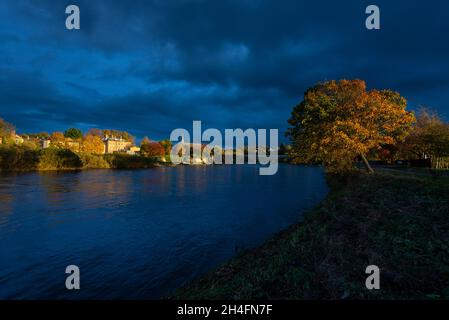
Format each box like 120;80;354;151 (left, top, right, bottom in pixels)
1;0;448;141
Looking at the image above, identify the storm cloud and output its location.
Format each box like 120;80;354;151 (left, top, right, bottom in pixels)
1;0;448;140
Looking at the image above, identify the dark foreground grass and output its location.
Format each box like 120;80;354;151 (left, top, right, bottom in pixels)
174;171;449;299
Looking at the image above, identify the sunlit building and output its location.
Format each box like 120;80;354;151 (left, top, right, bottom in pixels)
103;136;133;154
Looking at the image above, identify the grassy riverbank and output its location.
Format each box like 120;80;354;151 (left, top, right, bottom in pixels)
174;170;449;299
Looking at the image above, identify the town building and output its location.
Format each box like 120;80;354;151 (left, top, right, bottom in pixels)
126;146;141;155
66;138;81;152
40;139;51;149
14;134;24;144
103;136;133;154
0;130;25;145
176;140;215;164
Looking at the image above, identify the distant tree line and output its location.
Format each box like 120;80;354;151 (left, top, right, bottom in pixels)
0;120;174;171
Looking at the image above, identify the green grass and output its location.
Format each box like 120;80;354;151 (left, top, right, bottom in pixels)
174;171;449;300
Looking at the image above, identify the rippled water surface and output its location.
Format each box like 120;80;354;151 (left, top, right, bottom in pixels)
0;164;328;299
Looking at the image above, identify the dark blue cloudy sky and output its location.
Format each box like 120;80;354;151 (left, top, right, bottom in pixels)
1;0;449;141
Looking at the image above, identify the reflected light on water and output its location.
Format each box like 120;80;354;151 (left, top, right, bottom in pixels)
0;164;328;299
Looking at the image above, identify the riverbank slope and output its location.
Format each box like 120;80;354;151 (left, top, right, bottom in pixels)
0;145;168;171
174;171;449;299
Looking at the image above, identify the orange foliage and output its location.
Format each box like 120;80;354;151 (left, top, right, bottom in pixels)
50;132;66;148
141;142;165;157
82;134;104;154
287;79;415;173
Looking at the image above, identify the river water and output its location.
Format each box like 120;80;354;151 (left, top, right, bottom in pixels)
0;164;328;299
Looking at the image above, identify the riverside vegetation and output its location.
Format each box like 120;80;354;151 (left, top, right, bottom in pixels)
0;120;171;171
0;145;163;171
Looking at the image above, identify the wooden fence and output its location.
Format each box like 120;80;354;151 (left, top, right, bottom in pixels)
432;157;449;169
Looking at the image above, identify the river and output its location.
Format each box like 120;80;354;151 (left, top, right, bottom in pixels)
0;164;328;299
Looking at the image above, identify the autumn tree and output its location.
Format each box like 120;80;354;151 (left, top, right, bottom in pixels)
141;136;151;146
140;142;165;157
88;128;104;138
0;117;15;143
286;80;415;173
82;134;105;154
159;139;172;155
103;129;135;143
64;128;83;140
399;108;449;161
28;132;50;140
50;132;66;148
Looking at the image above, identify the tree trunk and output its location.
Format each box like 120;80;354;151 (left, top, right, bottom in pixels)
360;153;374;173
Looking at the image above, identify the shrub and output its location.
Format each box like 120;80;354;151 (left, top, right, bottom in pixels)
0;145;163;171
78;153;110;169
0;145;40;171
104;153;158;169
37;147;82;170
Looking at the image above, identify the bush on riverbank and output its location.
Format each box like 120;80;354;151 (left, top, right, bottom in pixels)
0;144;40;171
174;171;449;299
37;147;83;170
0;145;162;171
78;153;110;169
103;153;159;169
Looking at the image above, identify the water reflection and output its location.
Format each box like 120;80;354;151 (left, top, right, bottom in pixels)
0;164;328;299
